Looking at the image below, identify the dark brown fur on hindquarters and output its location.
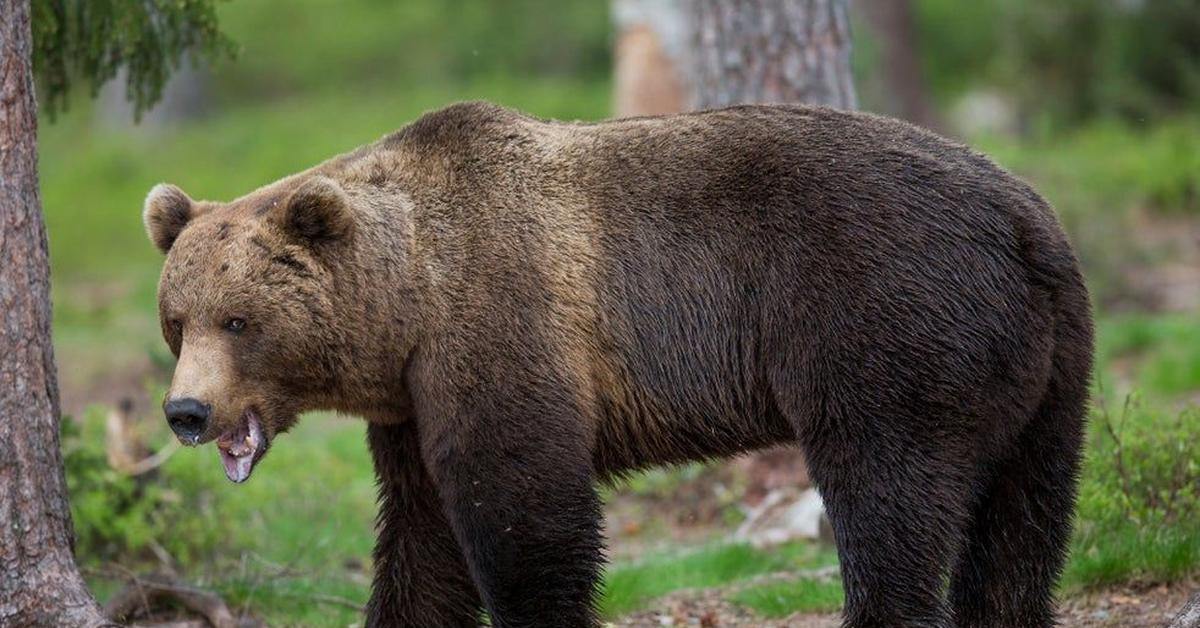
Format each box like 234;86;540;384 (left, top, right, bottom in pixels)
949;282;1094;628
144;102;1095;628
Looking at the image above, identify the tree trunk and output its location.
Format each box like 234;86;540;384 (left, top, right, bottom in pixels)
687;0;857;109
0;1;110;625
1169;592;1200;628
680;0;856;541
611;0;855;541
612;0;690;117
857;0;940;130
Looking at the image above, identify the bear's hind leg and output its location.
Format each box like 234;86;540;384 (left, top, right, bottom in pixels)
365;422;481;628
948;382;1087;627
799;414;973;628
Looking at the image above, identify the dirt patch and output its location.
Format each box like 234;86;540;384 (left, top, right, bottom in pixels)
58;351;161;419
1061;582;1198;627
615;581;1197;627
616;590;838;628
605;449;816;562
604;463;746;561
54;276;167;418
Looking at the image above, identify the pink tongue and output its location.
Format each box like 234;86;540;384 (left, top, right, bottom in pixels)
220;447;255;483
216;412;261;483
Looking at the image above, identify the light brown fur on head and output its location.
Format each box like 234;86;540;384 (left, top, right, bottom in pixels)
145;167;421;479
144;183;199;253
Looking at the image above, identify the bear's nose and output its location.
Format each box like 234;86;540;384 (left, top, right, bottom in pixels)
164;398;210;442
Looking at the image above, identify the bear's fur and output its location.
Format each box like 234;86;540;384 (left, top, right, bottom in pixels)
145;102;1093;628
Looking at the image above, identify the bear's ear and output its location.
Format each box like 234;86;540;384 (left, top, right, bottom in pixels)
143;183;196;254
273;176;353;246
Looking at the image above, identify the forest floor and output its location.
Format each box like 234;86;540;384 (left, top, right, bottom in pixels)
600;465;1200;628
602;478;1198;627
613;581;1194;627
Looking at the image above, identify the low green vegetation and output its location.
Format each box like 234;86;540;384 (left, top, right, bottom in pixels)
732;578;844;617
913;0;1200;127
1065;401;1200;590
67;408;376;626
600;542;838;618
979;118;1200;304
1095;314;1200;397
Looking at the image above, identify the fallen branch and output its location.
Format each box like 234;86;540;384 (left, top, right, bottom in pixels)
123;439;181;476
101;572;257;628
106;398;180;476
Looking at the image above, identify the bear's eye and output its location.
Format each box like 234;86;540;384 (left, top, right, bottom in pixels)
225;317;247;333
169;319;183;336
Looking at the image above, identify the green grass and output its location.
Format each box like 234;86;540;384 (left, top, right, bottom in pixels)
731;578;845;617
212;574;369;627
1064;401;1200;591
1095;314;1200;398
600;542;839;618
1062;315;1200;590
982;117;1200;219
207;0;611;98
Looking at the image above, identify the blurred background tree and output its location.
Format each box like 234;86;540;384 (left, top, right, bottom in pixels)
614;0;856;115
999;0;1200;127
615;0;857;543
688;0;856;109
855;0;939;130
0;2;106;622
909;0;1200;132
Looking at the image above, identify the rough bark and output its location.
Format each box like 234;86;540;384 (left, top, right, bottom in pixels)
0;1;110;625
857;0;940;130
1169;592;1200;628
687;0;857;109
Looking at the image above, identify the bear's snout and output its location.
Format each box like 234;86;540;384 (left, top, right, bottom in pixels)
164;397;211;444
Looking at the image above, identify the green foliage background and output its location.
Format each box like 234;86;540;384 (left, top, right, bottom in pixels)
32;0;234;119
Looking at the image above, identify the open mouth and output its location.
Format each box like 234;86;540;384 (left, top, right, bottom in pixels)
215;409;267;483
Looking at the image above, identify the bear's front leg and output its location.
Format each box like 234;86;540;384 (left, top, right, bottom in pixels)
420;381;605;628
365;421;481;627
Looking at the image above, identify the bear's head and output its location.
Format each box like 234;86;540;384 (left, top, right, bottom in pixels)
143;176;357;483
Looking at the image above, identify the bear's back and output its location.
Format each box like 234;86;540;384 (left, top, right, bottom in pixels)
376;103;1075;473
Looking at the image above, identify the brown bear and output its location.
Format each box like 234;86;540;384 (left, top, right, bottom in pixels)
144;102;1093;628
